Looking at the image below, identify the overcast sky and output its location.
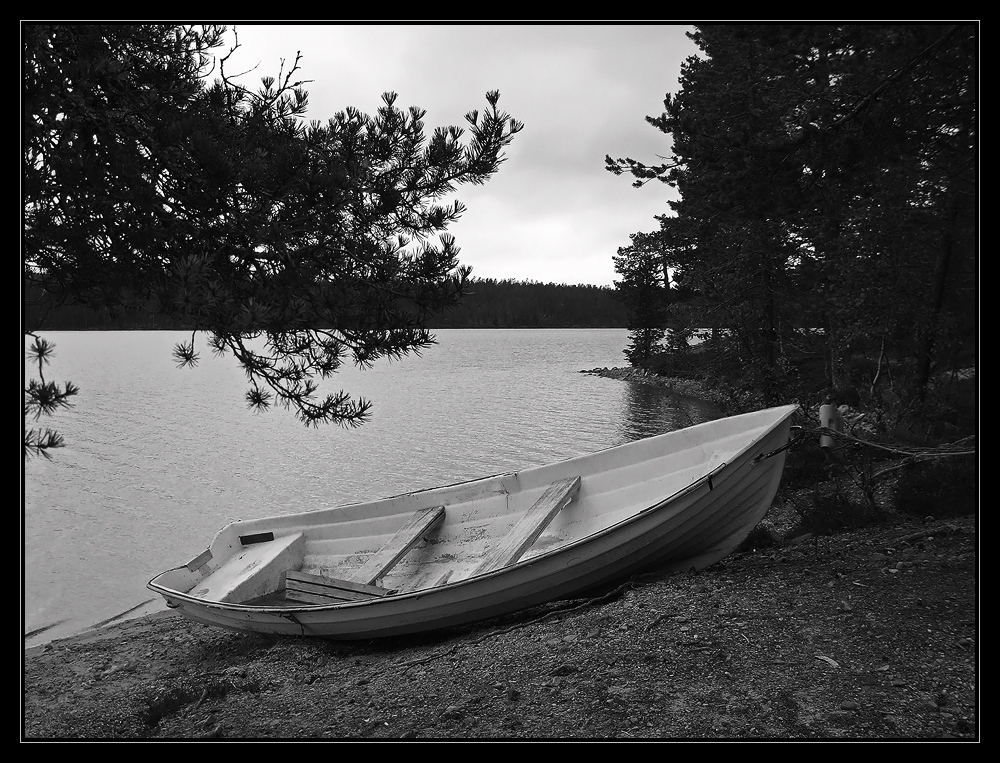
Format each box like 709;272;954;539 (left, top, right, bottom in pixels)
221;23;700;287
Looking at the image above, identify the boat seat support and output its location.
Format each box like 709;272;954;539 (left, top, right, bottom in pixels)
474;476;581;575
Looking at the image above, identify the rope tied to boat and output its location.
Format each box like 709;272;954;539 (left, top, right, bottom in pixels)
754;427;808;463
756;424;976;478
806;426;976;458
797;426;976;479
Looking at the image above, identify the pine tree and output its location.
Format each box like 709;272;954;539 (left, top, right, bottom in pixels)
613;232;670;367
608;24;976;408
23;24;523;456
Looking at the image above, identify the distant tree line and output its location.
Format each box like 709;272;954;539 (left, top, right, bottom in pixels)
24;277;626;331
433;278;626;328
608;24;977;418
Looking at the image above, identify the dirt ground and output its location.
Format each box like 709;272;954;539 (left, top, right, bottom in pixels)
22;511;977;741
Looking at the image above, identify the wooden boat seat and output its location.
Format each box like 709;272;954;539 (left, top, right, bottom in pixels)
191;532;305;603
347;505;446;585
474;476;581;575
284;505;445;605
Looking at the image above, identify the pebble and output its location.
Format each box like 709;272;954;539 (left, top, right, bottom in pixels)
550;663;578;676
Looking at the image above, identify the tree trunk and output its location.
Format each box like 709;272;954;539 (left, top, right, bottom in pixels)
915;193;960;397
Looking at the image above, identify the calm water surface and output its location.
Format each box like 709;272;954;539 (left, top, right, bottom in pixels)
24;329;722;647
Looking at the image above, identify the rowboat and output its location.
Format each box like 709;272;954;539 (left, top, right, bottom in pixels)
148;404;798;640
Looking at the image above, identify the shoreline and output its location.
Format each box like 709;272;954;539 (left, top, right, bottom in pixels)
581;366;733;407
24;597;168;652
24;608;178;659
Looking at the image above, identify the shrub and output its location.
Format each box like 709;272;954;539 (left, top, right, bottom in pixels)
792;485;891;536
891;458;978;519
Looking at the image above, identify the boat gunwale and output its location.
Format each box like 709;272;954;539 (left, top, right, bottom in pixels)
147;405;798;615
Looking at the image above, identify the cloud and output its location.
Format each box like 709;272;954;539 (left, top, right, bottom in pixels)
222;23;698;286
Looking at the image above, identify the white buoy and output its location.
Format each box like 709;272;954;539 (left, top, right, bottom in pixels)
819;402;843;448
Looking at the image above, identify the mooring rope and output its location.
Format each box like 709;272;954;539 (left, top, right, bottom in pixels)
808;426;976;459
755;428;809;462
755;425;975;477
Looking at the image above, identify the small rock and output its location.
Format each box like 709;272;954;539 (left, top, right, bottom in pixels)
550;663;578;676
441;705;463;720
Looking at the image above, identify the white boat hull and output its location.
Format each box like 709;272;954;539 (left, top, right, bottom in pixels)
149;405;798;639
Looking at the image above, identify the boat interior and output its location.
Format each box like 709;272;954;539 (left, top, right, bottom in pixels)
174;475;584;608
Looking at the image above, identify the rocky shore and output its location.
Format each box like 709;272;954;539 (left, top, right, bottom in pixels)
581;366;733;407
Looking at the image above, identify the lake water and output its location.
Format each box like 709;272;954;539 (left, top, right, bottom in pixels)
23;329;723;648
